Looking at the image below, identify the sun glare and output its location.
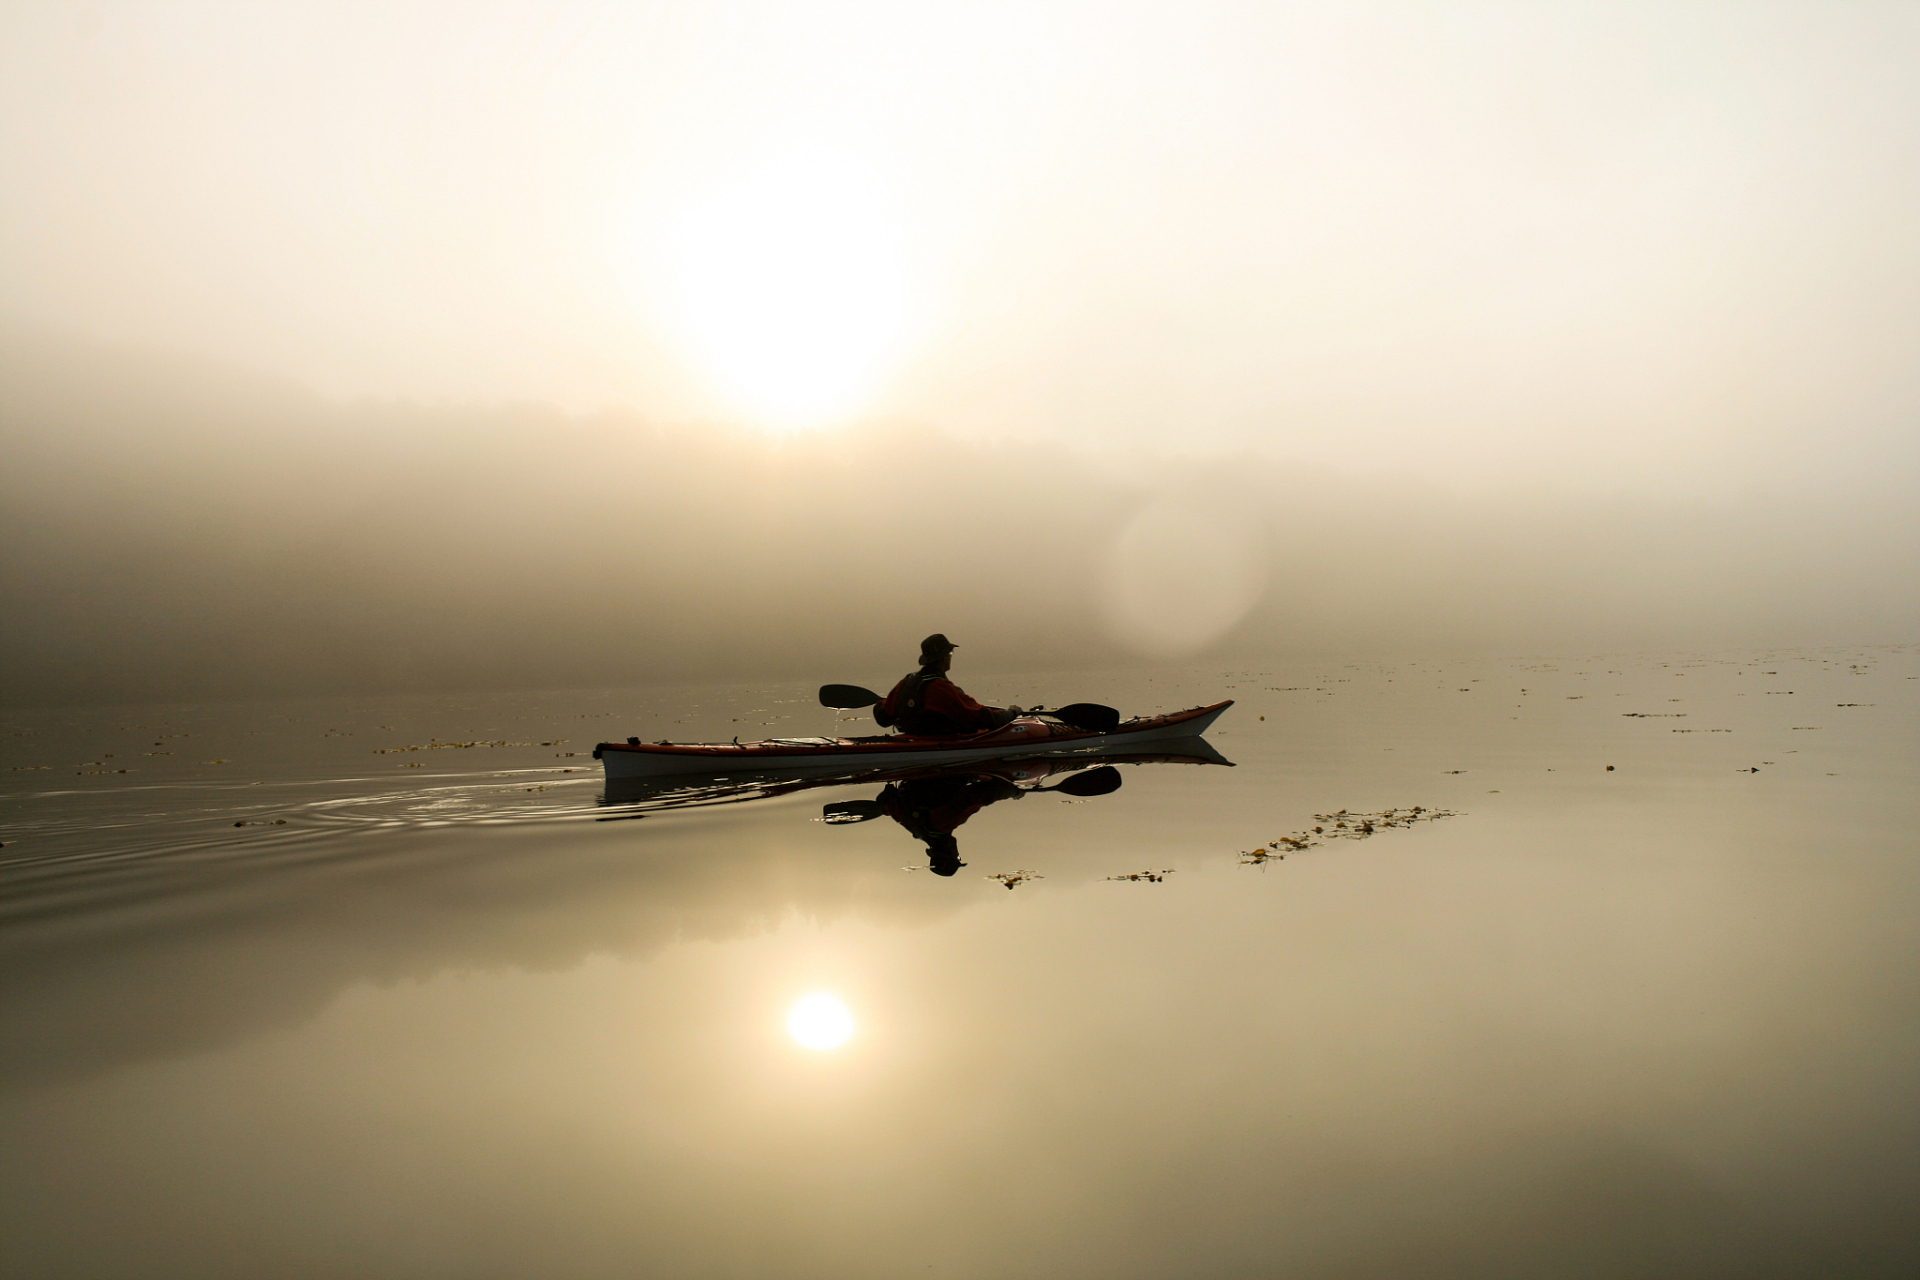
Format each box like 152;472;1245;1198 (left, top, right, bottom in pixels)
786;992;856;1051
675;144;909;428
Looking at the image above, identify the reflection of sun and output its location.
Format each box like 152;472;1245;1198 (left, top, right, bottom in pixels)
675;144;908;427
786;992;856;1051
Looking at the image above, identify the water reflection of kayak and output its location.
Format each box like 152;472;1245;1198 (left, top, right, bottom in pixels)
593;700;1233;780
599;736;1234;814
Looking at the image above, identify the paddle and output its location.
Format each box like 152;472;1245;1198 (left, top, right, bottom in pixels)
817;684;1121;734
818;683;886;708
820;765;1123;824
1049;764;1123;796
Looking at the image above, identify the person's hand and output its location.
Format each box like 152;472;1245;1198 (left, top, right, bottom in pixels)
1006;705;1024;715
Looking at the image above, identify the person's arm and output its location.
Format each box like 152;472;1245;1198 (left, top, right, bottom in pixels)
924;679;1020;730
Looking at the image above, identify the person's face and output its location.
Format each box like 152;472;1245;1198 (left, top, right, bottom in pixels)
930;649;953;672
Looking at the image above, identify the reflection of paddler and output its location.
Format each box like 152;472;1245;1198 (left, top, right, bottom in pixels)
877;773;1025;876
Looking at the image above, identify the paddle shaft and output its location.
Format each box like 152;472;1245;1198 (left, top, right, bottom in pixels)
817;684;1119;733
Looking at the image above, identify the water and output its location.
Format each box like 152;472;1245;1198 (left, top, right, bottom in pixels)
2;648;1915;1279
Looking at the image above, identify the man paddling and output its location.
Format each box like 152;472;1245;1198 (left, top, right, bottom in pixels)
876;634;1022;735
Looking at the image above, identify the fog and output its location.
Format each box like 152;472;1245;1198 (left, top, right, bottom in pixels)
3;1;1917;705
4;327;1913;706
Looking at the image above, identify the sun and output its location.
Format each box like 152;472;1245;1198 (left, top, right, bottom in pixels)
674;143;909;428
786;992;856;1051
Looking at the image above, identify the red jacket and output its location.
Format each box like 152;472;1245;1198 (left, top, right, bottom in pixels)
879;671;1002;735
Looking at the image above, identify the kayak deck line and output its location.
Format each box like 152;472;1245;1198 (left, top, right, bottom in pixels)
593;701;1233;779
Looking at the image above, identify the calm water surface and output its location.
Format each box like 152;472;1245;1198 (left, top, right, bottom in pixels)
2;649;1916;1279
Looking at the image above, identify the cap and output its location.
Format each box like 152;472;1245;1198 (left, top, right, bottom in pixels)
927;834;964;875
919;633;957;657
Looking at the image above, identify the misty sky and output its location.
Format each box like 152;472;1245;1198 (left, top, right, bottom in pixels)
5;1;1916;485
3;2;1917;704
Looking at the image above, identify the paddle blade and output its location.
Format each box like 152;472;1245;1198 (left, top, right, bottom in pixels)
1054;765;1123;797
1049;702;1122;734
822;799;886;824
819;683;882;709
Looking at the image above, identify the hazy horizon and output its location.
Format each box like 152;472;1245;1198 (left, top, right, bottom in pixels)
3;323;1914;707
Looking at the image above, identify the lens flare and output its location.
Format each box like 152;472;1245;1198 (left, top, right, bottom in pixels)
786;992;855;1051
1100;496;1269;658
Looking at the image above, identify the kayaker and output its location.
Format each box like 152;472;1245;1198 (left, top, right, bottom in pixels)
876;634;1023;735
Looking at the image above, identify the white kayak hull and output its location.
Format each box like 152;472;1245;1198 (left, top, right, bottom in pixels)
594;701;1232;780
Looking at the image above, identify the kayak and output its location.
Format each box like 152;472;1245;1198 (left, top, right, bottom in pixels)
598;735;1235;809
593;700;1233;779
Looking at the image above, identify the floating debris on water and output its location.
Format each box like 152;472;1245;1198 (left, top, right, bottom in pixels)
988;871;1042;890
1241;806;1460;866
1106;869;1175;883
373;739;561;754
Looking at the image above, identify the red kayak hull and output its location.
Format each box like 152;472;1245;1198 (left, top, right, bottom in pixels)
594;700;1233;779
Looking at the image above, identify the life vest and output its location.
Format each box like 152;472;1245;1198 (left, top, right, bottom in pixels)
890;668;965;735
